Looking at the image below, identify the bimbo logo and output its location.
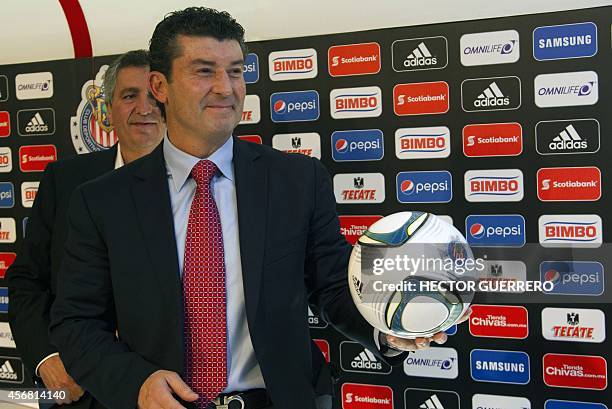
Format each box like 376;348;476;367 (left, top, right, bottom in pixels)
268;48;317;81
471;349;530;384
537;166;601;201
332;129;383;162
396;171;452;203
535;71;598;107
543;353;607;390
243;53;259;84
460;30;520;66
541;307;605;343
333;173;385;204
0;147;11;173
21;182;39;208
328;42;381;77
393;81;449;116
270;90;319;122
342;383;393;409
538;214;602;248
534;22;597;60
464;169;523;202
330;86;382;119
466;215;525;247
395;126;450;159
540;261;604;296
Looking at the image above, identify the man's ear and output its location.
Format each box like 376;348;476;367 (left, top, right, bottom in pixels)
149;71;168;105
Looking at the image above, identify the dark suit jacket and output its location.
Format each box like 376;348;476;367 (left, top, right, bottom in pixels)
7;146;117;409
50;138;404;409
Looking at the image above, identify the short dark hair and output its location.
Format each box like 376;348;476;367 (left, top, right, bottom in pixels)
103;49;150;107
149;7;248;81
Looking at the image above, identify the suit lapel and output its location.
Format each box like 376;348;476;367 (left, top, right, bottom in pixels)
130;144;183;344
233;137;267;326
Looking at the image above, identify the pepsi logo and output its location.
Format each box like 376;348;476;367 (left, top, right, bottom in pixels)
400;180;415;195
544;269;561;284
335;139;349;153
273;100;286;114
470;223;485;239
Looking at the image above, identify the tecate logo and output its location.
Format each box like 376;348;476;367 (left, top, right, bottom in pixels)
470;349;530;384
540;261;604;296
268;48;317;81
333;173;385;204
538;214;602;248
0;218;17;243
465;215;525;247
537;166;600;201
330;86;382;119
533;22;597;61
469;304;529;339
464;169;523;202
535;119;600;155
534;71;598;107
480;260;528;293
239;95;261;124
15;72;54;100
543;353;607;390
339;215;383;245
403;347;458;379
332;129;384;162
270;90;320;122
272;133;321;158
396;171;452;203
541;307;605;343
341;383;393;409
391;36;448;72
395;126;450;159
328;42;381;76
460;30;520;66
393;81;449;115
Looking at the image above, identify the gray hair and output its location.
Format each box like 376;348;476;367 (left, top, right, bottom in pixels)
102;49;150;107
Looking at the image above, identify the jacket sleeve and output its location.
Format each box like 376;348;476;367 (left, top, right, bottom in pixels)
49;185;159;409
7;163;60;379
304;158;407;366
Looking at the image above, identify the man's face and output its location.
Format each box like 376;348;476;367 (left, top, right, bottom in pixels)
163;35;246;141
108;66;164;152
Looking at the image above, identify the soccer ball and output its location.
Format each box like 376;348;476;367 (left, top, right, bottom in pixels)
348;211;475;338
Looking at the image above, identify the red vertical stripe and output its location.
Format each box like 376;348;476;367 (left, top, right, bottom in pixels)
58;0;93;58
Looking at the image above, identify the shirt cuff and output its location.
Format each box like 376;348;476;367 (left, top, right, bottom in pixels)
373;328;403;357
35;352;59;377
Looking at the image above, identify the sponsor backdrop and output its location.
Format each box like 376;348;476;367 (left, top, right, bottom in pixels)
0;6;610;409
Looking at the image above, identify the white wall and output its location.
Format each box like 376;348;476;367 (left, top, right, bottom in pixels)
1;0;611;65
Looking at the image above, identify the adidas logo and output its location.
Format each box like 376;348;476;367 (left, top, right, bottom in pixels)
307;308;320;326
25;112;49;133
474;82;509;107
0;360;17;380
404;42;437;67
549;124;587;150
420;394;445;409
351;348;382;370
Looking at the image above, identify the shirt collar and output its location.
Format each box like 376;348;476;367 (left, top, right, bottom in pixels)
163;134;234;192
114;143;124;169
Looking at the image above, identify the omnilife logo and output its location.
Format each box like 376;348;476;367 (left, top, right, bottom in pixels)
535;71;598;107
536;119;599;155
392;36;448;71
461;30;520;66
342;383;393;409
17;108;56;136
461;76;521;112
340;341;391;374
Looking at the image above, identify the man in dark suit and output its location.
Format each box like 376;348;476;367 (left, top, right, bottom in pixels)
7;49;164;408
50;8;451;409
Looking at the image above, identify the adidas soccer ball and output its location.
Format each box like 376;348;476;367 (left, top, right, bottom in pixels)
348;211;475;338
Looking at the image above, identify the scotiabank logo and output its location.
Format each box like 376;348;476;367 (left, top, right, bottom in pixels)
268;48;317;81
328;42;381;77
0;253;16;279
237;135;262;144
469;304;528;339
393;81;449;116
539;214;602;248
464;169;523;202
0;111;10;137
339;215;383;245
543;353;607;390
330;86;382;119
313;339;330;363
342;383;393;409
19;144;56;172
537;166;601;201
463;123;522;157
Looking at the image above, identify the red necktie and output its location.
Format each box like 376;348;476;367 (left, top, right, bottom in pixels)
183;160;227;407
